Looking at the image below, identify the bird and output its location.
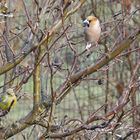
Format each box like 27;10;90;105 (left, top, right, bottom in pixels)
83;16;101;50
0;88;17;117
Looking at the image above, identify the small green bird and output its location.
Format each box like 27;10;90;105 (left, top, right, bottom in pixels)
0;88;17;116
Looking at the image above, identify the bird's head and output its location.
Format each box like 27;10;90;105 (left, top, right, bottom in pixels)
83;16;98;27
6;88;15;96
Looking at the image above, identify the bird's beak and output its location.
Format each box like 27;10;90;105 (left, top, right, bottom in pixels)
83;19;89;27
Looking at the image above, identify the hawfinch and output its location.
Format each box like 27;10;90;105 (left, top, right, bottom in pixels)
83;16;101;50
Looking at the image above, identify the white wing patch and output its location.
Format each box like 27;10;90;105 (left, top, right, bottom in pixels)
86;43;92;50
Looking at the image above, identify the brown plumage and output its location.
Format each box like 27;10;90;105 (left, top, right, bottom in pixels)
83;16;101;49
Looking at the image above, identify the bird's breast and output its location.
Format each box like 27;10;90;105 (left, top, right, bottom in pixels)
84;23;101;43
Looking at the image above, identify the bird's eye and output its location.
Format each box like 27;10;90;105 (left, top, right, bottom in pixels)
83;19;89;27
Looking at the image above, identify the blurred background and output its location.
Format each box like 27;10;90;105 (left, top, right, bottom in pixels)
0;0;140;139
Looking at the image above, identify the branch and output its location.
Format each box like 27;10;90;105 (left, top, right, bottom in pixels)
0;1;85;139
46;114;115;139
105;58;140;118
0;46;36;75
0;1;85;76
56;29;140;103
33;48;41;109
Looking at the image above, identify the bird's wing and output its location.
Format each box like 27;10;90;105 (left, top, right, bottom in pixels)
7;99;15;111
